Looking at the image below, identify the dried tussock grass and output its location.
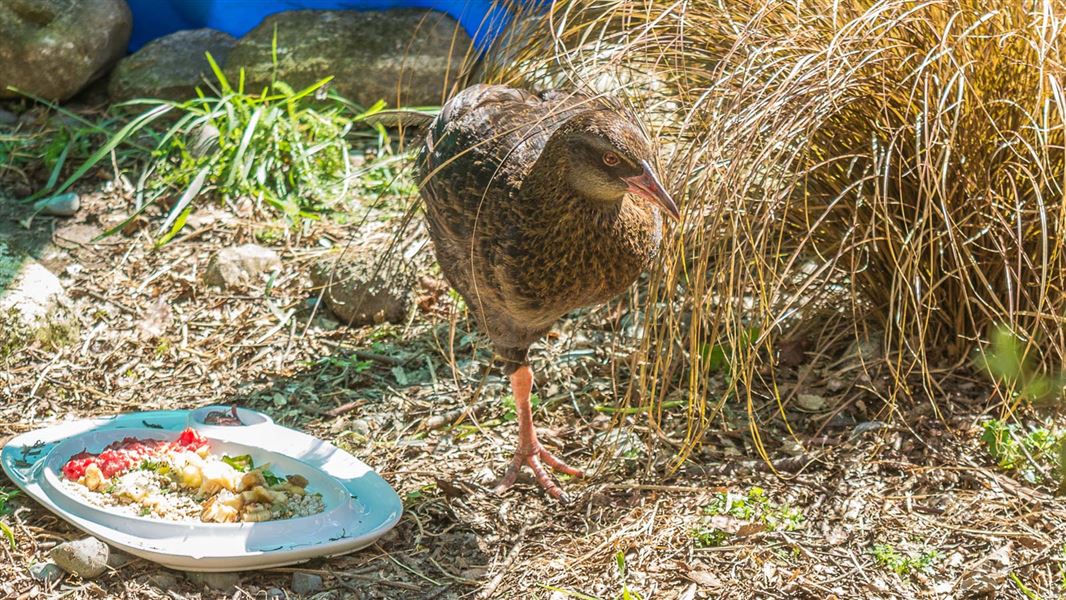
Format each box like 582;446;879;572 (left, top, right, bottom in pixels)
483;0;1066;461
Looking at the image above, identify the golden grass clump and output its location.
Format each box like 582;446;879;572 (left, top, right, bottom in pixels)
485;0;1066;459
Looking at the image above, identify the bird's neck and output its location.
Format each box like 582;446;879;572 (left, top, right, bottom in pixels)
519;151;661;256
522;151;622;219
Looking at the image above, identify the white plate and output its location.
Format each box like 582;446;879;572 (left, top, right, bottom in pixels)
1;410;403;571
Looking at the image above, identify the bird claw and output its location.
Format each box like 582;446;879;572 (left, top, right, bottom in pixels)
494;444;584;501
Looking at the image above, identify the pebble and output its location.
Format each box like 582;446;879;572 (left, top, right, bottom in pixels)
0;108;16;125
30;561;64;584
107;550;134;568
292;571;324;595
50;537;109;579
186;571;240;591
33;192;81;217
147;571;180;590
350;418;370;437
266;587;288;599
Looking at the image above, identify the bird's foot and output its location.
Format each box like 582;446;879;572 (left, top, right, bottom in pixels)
494;441;585;501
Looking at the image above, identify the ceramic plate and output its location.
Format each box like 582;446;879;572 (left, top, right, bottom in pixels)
1;408;402;571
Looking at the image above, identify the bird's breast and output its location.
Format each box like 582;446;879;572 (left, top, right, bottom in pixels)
500;197;662;319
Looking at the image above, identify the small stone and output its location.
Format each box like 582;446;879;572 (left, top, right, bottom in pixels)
33;192;80;217
147;571;179;590
50;537;109;579
203;244;281;289
106;550;134;569
0;108;16;125
795;393;827;412
291;571;324;595
30;561;64;584
188;123;220;159
476;467;496;485
185;571;239;591
265;587;287;600
350;419;370;437
0;249;66;325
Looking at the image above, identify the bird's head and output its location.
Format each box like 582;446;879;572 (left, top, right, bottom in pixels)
550;109;679;221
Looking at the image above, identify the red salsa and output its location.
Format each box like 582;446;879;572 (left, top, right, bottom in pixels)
61;428;209;481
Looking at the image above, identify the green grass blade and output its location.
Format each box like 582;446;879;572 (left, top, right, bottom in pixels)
226;106;263;188
287;77;335;103
0;521;14;549
93;192;165;241
204;51;231;94
156;204;195;247
39;103;173;202
159;166;209;235
41;140;71;194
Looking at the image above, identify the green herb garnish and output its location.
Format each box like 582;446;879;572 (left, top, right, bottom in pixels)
262;470;283;486
222;454;254;472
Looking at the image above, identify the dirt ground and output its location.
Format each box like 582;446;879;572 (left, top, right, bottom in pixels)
1;170;1065;600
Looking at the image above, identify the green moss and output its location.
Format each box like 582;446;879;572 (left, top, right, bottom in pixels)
871;544;940;576
0;307;30;361
0;241;22;291
34;307;79;350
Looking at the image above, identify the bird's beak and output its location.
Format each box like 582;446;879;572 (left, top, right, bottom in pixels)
624;161;680;221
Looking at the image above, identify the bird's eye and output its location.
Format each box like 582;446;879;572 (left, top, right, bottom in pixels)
602;151;620;166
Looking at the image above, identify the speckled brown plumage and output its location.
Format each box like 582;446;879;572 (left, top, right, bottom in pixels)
418;85;668;366
416;84;677;499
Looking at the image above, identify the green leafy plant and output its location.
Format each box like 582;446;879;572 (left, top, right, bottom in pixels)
501;393;541;422
978;327;1066;493
871;544;940;576
980;326;1065;405
60;49;387;245
981;419;1063;486
539;550;644;600
0;486;19;548
691;487;804;547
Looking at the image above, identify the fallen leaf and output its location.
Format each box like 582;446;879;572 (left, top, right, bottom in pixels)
434;476;467;498
736;523;768;537
687;570;721;587
777;338;808;368
137;299;172;340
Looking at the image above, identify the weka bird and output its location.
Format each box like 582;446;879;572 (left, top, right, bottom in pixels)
416;84;678;500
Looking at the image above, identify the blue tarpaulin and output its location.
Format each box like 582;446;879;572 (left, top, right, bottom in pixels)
127;1;537;52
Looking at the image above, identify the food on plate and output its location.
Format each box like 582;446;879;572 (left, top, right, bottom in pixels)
202;405;244;426
60;428;324;523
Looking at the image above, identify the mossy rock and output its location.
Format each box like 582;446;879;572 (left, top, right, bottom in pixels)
224;9;475;108
0;0;131;101
0;242;77;359
108;29;238;102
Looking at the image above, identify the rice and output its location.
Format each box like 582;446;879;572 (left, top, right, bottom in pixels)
59;429;326;523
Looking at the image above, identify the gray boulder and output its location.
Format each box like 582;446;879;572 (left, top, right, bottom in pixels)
108;28;237;102
224;9;474;108
311;250;413;327
0;0;131;101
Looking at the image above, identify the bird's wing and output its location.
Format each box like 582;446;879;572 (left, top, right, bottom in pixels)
418;84;603;219
415;85;608;341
